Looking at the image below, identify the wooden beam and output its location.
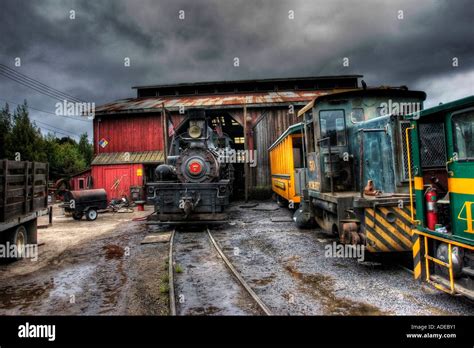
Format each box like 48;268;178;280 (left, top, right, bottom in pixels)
161;103;169;163
244;104;249;202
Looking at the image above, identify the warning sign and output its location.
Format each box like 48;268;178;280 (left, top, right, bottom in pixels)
99;138;109;148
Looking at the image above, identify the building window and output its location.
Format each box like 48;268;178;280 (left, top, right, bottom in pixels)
234;137;245;144
78;178;85;189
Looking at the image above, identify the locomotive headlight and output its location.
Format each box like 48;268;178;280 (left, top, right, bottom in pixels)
188;121;202;138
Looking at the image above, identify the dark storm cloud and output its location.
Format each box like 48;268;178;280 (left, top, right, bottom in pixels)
0;0;473;139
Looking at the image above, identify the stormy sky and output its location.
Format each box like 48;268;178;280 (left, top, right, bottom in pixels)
0;0;473;141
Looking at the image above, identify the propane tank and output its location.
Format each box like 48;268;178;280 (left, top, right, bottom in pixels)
425;186;438;230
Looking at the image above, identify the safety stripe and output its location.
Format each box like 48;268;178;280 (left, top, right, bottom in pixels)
371;213;411;250
364;219;398;251
399;206;415;225
394;215;413;237
364;215;391;252
366;244;377;253
365;230;390;252
448;177;474;195
366;209;411;250
414;177;424;190
379;207;413;245
412;233;422;280
374;224;406;251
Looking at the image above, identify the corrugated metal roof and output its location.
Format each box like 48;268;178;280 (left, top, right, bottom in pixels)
91;151;164;165
95;90;337;115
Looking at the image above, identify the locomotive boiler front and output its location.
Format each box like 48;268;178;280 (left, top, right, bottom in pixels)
175;146;220;183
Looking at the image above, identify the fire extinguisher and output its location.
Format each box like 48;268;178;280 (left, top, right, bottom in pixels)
425;186;438;230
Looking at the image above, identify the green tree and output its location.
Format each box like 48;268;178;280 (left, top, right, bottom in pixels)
78;132;93;166
1;101;91;181
0;103;13;158
9;101;45;162
55;142;86;176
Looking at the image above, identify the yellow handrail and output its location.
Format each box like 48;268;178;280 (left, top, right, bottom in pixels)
405;125;416;222
423;235;455;294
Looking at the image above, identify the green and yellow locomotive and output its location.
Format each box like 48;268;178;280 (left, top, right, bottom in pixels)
295;87;426;253
407;96;474;299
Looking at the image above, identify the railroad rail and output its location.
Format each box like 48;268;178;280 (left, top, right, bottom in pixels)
168;228;272;316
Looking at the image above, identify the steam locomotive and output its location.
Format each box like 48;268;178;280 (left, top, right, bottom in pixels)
146;109;234;223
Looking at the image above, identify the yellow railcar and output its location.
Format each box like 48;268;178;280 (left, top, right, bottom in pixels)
268;123;305;206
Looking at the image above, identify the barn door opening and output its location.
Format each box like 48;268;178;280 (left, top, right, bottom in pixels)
209;111;245;199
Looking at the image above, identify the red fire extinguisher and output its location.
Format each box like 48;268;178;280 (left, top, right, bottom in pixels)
425;186;438;230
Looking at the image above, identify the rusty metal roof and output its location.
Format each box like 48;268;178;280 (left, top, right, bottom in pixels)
95;90;340;115
91;151;164;165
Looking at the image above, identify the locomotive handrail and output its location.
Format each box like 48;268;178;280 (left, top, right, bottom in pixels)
405;124;418;224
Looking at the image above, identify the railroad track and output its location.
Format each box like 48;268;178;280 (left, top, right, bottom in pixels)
168;227;272;316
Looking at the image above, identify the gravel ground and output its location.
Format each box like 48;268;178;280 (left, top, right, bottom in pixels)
173;230;262;315
0;204;169;315
211;200;474;315
0;200;472;316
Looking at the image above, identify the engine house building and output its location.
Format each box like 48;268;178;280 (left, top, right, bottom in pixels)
91;75;361;200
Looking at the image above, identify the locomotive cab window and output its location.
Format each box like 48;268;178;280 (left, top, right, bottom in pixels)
319;110;346;146
304;111;316;153
419;122;447;168
453;110;474;160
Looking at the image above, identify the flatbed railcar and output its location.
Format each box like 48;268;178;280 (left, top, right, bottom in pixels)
406;95;474;299
294;87;426;253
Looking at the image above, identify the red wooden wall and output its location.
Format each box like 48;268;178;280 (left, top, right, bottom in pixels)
70;170;92;190
91;164;144;200
94;114;163;154
91;113;187;200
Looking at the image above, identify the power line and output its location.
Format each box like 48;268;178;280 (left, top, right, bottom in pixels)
0;99;86;138
0;63;83;101
0;64;85;103
0;98;92;123
0;69;75;103
33;118;82;136
37;124;81;139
